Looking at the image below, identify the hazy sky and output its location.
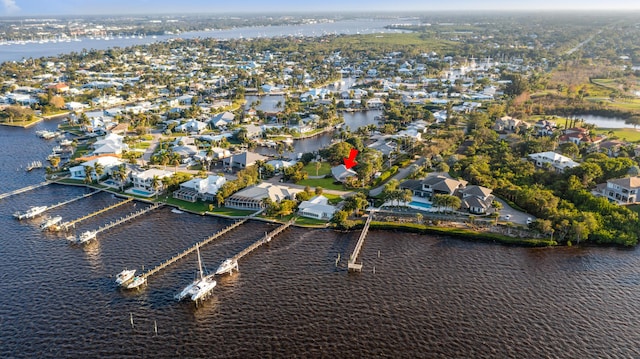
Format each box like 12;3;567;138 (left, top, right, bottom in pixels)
2;0;640;16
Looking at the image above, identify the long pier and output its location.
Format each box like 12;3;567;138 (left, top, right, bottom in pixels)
348;214;373;272
58;198;133;231
139;218;249;281
0;181;50;200
231;218;296;263
94;203;163;235
42;190;101;213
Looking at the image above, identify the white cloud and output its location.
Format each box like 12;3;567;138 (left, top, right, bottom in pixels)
2;0;20;13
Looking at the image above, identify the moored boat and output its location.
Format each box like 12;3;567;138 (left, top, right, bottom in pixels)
14;205;47;220
115;269;136;286
215;258;239;276
76;230;97;244
175;244;216;302
40;215;62;231
125;275;146;289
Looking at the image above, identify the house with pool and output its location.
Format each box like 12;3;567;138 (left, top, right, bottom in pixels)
127;168;173;197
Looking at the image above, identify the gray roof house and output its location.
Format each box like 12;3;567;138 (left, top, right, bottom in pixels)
331;164;357;183
223;151;269;169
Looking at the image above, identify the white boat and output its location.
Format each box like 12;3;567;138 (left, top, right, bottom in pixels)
59;139;73;146
171;208;184;214
14;206;47;220
215;258;239;276
125;275;146;289
76;230;97;244
40;215;62;231
175;244;216;302
115;269;136;286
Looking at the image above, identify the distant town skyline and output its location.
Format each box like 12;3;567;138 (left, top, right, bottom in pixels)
2;0;640;16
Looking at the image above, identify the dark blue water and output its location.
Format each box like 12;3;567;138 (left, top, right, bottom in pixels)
2;121;640;358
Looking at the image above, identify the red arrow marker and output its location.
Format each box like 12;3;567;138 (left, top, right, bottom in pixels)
343;148;359;169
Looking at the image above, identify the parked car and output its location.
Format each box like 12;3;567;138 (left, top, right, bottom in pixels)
526;217;533;224
504;214;512;220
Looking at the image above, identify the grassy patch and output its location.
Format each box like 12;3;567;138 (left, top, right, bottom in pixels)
595;128;640;142
294;216;328;226
296;177;346;191
301;161;331;177
322;193;343;205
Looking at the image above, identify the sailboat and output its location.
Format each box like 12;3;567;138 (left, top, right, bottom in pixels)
175;244;216;302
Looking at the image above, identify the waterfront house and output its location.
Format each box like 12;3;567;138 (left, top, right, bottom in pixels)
459;185;494;214
528;151;579;173
173;175;226;202
225;182;301;210
129;168;173;196
399;173;467;199
69;156;124;181
600;176;640;204
298;195;337;220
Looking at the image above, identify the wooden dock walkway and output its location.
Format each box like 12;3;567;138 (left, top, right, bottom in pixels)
348;214;373;272
42;190;101;214
231;218;296;263
140;218;249;281
58;198;133;231
94;203;163;235
0;181;50;200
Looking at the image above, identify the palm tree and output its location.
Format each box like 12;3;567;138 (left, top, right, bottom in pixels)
150;175;161;198
114;164;127;191
93;162;104;182
83;165;94;184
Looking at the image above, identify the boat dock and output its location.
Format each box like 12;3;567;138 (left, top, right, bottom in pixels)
0;181;50;200
41;191;101;214
138;218;249;282
230;218;296;263
57;198;133;231
94;203;163;235
348;214;373;272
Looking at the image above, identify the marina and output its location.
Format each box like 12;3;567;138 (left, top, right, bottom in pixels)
136;217;250;284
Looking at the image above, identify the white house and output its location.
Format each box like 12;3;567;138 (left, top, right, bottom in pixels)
175;119;208;133
128;168;173;196
528;151;579;173
298;195;337;220
92;133;129;156
69;156;124;181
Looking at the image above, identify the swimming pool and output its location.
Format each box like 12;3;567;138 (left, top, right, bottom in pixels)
408;201;432;209
127;188;154;197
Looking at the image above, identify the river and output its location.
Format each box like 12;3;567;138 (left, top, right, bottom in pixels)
2;117;640;358
0;19;408;64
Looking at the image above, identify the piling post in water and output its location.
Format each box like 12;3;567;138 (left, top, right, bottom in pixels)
130;312;134;329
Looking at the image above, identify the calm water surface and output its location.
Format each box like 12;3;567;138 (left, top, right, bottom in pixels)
1;121;640;358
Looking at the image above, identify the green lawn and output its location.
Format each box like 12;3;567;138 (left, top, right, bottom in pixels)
296;177;346;191
294;216;329;226
302;161;331;177
596;128;640;142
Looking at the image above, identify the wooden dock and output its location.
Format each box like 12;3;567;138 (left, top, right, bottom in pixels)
139;218;249;281
42;190;101;214
57;198;133;231
0;181;50;200
230;218;296;263
94;203;163;235
348;214;373;272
